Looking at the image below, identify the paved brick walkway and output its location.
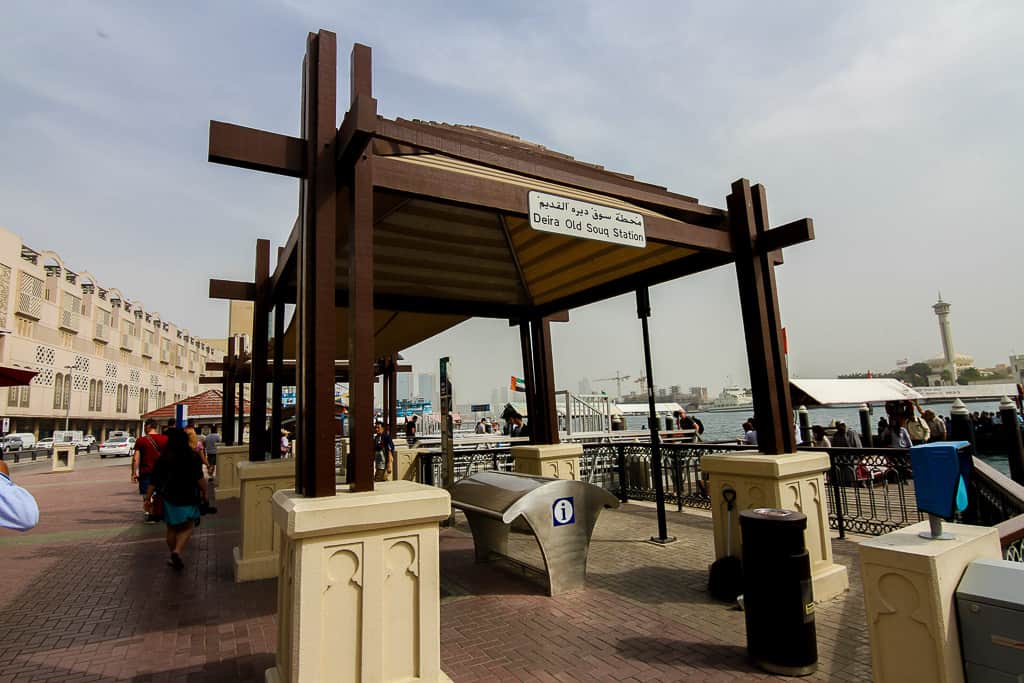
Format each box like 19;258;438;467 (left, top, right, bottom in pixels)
0;457;872;681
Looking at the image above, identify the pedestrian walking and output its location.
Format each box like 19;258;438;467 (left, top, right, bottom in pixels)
374;422;396;482
204;425;220;480
132;420;168;524
144;428;208;570
184;425;211;474
404;415;418;446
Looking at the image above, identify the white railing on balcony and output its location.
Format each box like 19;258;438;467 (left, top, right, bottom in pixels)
120;334;135;352
93;323;109;343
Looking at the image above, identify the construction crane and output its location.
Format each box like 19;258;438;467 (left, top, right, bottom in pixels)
593;371;632;401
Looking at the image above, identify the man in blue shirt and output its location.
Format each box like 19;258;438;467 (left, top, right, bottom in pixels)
0;460;39;531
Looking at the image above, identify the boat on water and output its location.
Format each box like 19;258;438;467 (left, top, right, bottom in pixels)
702;386;754;413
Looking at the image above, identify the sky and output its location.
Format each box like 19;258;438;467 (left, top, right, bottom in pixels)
2;1;1022;405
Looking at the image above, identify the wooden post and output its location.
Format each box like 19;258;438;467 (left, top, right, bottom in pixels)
249;239;271;461
296;30;339;497
223;336;236;445
518;321;536;435
271;298;284;458
388;354;398;451
727;179;796;455
237;336;246;445
529;316;559;445
347;42;376;493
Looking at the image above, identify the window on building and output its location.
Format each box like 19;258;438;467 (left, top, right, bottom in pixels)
63;377;70;410
8;386;18;407
53;373;64;409
88;379;95;411
60;331;73;348
95;381;103;411
18;386;29;408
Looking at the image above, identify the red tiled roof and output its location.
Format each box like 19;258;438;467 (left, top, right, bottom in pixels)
141;389;249;420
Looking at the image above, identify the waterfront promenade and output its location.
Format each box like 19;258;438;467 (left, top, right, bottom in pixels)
0;456;871;681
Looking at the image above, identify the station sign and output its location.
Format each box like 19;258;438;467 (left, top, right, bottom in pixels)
470;403;491;412
528;190;646;249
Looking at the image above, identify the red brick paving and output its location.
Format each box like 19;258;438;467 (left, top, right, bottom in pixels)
0;458;873;681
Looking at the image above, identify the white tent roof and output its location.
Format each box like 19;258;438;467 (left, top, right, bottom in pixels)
789;378;923;406
615;402;684;415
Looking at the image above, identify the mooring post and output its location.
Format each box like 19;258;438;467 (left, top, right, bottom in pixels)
859;404;872;448
798;405;811;445
950;399;975;448
999;396;1024;485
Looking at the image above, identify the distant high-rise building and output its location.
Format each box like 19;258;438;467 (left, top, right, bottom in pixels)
417;372;437;408
689;386;709;403
397;372;412;402
578;377;592;394
491;385;511;411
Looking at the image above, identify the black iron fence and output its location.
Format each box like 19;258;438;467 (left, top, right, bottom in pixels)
415;441;1024;562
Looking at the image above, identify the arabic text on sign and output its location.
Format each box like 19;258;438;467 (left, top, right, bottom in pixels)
528;191;646;249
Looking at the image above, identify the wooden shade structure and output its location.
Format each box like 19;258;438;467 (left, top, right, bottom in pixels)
208;30;814;497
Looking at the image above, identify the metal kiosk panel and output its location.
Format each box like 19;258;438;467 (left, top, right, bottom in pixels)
450;470;620;595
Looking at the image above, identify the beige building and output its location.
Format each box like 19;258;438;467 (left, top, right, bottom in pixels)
0;227;218;440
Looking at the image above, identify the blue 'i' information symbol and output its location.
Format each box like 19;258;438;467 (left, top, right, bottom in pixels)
552;497;575;526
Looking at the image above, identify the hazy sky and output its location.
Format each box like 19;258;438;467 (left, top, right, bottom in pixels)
2;1;1022;405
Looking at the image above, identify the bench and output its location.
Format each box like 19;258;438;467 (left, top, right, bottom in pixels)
450;470;620;595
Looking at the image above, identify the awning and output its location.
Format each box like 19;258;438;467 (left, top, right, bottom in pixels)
615;402;684;415
0;365;38;387
789;378;923;407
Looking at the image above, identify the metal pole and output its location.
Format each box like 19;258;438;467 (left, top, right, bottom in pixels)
637;287;674;544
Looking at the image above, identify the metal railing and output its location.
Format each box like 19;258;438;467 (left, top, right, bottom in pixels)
412;439;1024;563
558;391;612;435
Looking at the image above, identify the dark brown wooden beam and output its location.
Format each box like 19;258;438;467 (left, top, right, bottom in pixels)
758;218;814;254
209;279;256;301
249;239;271;461
271;299;285;458
372;155;732;253
209;121;307;178
530;316;559;445
347;41;376;494
728;180;796;455
269;218;300;300
375;118;728;223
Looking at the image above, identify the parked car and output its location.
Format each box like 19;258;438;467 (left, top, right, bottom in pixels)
4;432;36;450
36;437;54;454
1;436;23;453
73;435;96;452
99;437;135;458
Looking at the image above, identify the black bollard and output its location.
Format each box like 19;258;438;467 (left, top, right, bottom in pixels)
798;406;811;445
999;397;1024;485
950;399;975;448
859;404;872;448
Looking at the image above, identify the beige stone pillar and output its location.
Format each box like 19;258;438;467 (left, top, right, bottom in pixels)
395;446;420;482
216;444;249;499
51;444;75;472
859;522;1000;683
512;443;582;480
233;459;295;582
701;451;849;602
267;480;452;683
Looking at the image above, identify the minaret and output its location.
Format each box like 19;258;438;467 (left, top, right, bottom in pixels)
932;293;957;384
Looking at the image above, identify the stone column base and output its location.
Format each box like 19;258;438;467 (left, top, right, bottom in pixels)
51;445;75;472
234;459;295;582
701;451;849;602
216;445;249;499
268;481;452;683
859;522;1000;683
512;443;582;480
395;446;419;482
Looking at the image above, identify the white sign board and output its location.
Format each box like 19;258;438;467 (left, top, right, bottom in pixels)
528;191;646;249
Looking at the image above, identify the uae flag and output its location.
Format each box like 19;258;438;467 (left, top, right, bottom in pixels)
509;375;526;392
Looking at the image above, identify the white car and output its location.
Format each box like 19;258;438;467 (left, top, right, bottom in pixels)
36;437;54;454
99;437;135;458
74;435;96;452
